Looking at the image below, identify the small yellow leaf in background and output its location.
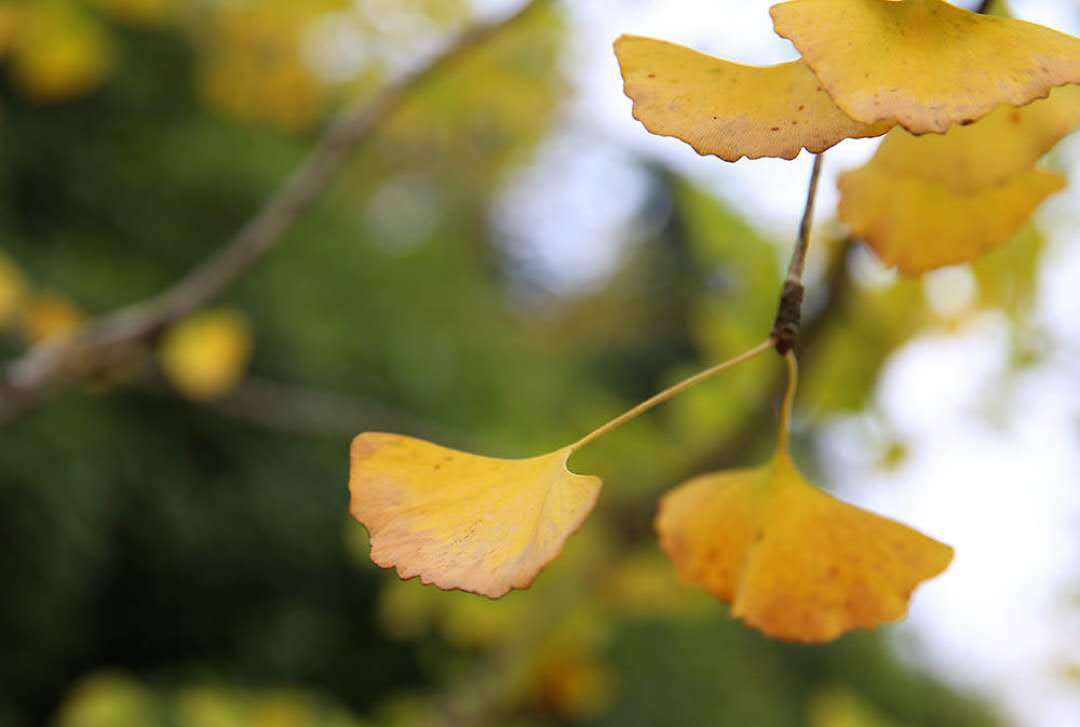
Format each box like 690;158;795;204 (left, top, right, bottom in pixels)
349;433;601;599
159;308;253;401
657;451;952;643
838;163;1064;273
20;292;84;344
0;252;29;328
771;0;1080;134
872;86;1080;194
11;1;115;103
614;35;890;162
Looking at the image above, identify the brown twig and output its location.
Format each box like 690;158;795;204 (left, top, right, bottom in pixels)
771;153;825;355
0;0;548;426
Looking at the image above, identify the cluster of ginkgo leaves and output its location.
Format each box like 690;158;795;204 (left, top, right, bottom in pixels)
350;0;1080;643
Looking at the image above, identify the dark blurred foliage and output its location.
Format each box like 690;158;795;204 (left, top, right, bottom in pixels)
0;2;1032;725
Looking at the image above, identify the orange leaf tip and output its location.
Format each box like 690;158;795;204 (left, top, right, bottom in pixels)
656;450;953;643
771;0;1080;134
349;432;602;599
614;35;891;162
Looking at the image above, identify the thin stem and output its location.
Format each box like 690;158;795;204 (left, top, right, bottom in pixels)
772;153;825;354
571;338;774;452
777;350;799;452
786;154;825;284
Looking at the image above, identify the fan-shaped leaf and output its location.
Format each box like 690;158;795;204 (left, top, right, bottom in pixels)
614;35;890;162
349;433;602;599
771;0;1080;134
657;451;952;643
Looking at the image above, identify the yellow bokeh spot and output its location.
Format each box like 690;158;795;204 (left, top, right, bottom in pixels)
808;686;900;727
11;1;115;103
199;0;346;131
159;308;254;401
55;671;157;727
175;686;246;727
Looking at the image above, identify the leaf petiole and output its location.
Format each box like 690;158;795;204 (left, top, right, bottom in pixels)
570;338;775;452
777;350;799;453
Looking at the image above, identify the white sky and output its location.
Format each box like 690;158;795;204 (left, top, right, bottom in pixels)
474;1;1080;724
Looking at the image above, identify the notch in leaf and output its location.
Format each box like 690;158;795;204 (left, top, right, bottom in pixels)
350;435;600;599
614;35;891;162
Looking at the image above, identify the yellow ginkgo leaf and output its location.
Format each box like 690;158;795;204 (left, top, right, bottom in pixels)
159;308;253;401
658;352;952;643
657;449;952;643
349;433;602;599
839;162;1064;273
872;85;1080;193
771;0;1080;134
614;35;891;161
349;341;773;601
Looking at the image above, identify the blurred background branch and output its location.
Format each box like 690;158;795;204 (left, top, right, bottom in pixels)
0;0;549;427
